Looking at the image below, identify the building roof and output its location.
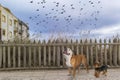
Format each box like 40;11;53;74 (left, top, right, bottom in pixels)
0;4;18;20
18;19;29;30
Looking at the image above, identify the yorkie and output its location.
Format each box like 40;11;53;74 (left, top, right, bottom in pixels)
94;62;108;78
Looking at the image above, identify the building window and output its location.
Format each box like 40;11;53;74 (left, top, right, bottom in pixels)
9;19;12;26
14;30;17;36
2;29;6;36
2;15;6;22
9;31;12;38
14;20;17;27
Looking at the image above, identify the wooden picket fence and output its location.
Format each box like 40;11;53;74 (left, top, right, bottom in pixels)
0;38;120;70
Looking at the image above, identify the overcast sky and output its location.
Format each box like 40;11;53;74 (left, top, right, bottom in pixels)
0;0;120;40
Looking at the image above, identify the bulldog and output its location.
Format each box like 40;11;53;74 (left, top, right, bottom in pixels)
63;48;89;78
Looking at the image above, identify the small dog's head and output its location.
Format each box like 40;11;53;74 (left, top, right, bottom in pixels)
94;62;101;68
63;48;73;57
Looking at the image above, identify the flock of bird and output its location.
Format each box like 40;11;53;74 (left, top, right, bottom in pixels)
28;0;102;36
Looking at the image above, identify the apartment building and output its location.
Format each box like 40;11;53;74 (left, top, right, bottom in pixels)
0;4;29;41
18;20;29;41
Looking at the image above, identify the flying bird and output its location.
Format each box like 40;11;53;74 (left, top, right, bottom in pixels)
30;1;33;3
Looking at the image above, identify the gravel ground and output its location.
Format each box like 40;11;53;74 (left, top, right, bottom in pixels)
0;69;120;80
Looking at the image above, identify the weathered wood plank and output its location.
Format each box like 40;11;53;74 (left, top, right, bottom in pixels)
13;46;16;67
90;39;93;67
95;39;98;62
23;46;26;67
48;46;51;66
18;46;21;67
33;47;36;66
3;46;6;68
104;39;107;65
38;46;41;66
80;39;83;54
113;39;118;66
43;45;46;66
53;46;56;66
118;39;120;65
28;46;32;67
0;46;2;67
100;39;103;65
57;46;60;66
7;46;11;67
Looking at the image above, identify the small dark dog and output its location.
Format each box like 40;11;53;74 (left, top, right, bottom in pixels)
94;62;108;78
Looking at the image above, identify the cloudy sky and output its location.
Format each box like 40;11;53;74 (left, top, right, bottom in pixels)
0;0;120;40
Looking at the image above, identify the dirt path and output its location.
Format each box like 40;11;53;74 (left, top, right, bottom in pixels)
0;69;120;80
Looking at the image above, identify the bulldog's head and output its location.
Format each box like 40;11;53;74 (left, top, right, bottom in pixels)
63;48;73;57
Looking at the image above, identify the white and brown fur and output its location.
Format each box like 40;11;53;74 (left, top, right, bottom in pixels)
63;48;89;78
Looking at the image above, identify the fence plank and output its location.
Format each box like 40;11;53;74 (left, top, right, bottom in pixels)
13;46;16;67
76;40;79;54
85;39;89;66
3;46;6;68
57;46;60;66
104;39;107;65
33;47;36;66
62;46;65;67
70;39;74;52
95;39;98;62
90;39;93;67
38;46;41;66
0;46;2;67
53;46;56;66
113;39;118;66
118;39;120;65
28;46;31;67
43;45;46;66
23;46;26;67
109;39;113;66
18;46;21;67
99;39;103;65
7;46;11;67
80;39;83;54
48;46;51;66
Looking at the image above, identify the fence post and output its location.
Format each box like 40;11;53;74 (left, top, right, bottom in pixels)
0;41;2;68
76;39;79;54
8;45;11;68
18;46;21;67
48;40;51;66
53;40;56;66
70;39;74;51
104;39;107;65
33;40;37;67
38;40;41;66
113;38;118;66
61;40;65;67
13;44;16;68
118;39;120;66
28;41;32;67
23;45;27;67
85;39;89;66
109;39;113;66
80;39;83;54
90;39;93;67
99;39;103;65
3;45;6;68
57;44;60;67
95;39;98;62
43;40;47;66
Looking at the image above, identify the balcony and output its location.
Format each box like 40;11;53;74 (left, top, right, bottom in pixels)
14;27;18;31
